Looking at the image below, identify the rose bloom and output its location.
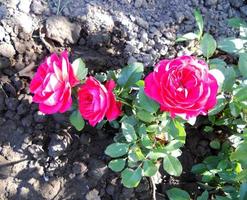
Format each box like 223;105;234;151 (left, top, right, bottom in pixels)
78;76;122;126
30;51;79;114
144;56;218;120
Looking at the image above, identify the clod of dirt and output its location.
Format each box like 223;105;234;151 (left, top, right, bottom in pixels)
45;16;81;45
48;133;72;158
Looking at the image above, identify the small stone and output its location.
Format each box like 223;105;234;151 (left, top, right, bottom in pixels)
86;189;101;200
88;160;107;181
106;184;115;196
18;0;32;13
135;17;149;29
15;13;33;34
127;56;137;65
17;101;30;115
0;26;5;41
0;43;16;58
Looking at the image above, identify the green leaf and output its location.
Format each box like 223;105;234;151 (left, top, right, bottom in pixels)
176;32;198;42
122;121;137;142
210;139;221;150
143;160;158;177
69;110;85;131
191;163;207;174
200;33;217;58
117;62;144;88
108;159;126;172
222;67;236;92
137;88;159;113
164;140;183;152
141;134;153;149
197;191;209;200
209;58;227;69
218;37;247;54
137;110;155;123
228;17;246;28
240;183;247;200
239;53;247;78
105;143;129;158
236;169;247;182
167;120;186;144
208;95;227;116
166;188;190;200
163;154;182;176
215;196;231;200
231;142;247;165
72;58;88;81
229;101;241;117
235;85;247;101
121;167;142;188
194;9;204;39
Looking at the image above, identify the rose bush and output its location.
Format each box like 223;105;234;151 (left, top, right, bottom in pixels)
78;76;122;126
144;56;218;120
30;51;79;114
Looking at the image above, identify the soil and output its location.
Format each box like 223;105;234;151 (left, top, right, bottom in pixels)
0;0;245;199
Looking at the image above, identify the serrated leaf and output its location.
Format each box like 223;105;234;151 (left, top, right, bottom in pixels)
72;58;88;81
137;87;159;113
69;110;85;131
122;121;137;142
166;188;190;200
163;154;182;176
117;62;144;88
239;53;247;78
143;160;158;177
200;33;217;58
218;38;247;54
105;143;129;158
109;159;126;172
176;32;198;42
121;167;142;188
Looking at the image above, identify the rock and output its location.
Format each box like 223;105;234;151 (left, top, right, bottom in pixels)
0;43;16;58
0;56;10;69
27;144;45;159
48;133;72;158
0;26;5;41
0;5;7;19
45;16;81;45
0;91;5;111
106;184;115;196
18;0;32;13
88;160;107;181
229;0;243;8
86;189;101;200
240;5;247;17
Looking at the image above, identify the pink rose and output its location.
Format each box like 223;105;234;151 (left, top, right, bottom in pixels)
144;56;218;120
30;51;79;114
78;76;122;126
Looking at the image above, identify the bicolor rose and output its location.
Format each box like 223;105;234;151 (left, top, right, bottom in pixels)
144;56;218;120
30;51;79;114
78;76;122;126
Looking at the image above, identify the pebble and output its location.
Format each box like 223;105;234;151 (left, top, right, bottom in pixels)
229;0;243;8
21;115;33;127
0;43;16;58
205;0;218;6
240;5;247;17
18;0;32;13
72;162;88;175
86;189;101;200
135;0;143;8
5;98;19;111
